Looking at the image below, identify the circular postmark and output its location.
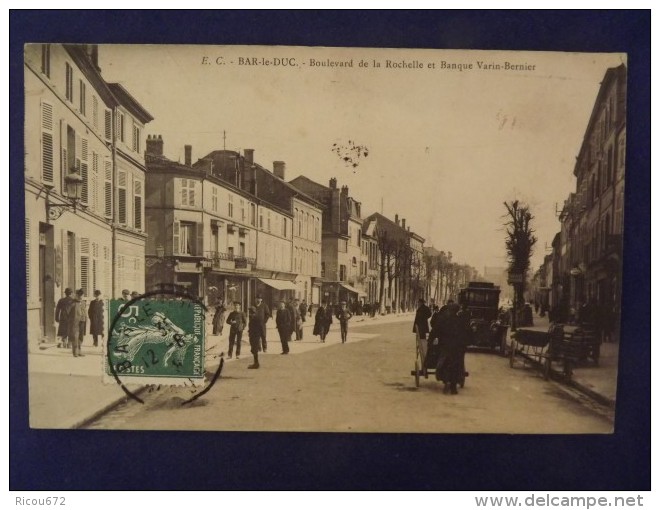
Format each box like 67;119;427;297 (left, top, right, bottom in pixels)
106;284;223;405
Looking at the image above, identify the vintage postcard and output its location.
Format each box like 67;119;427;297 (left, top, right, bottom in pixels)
24;44;626;432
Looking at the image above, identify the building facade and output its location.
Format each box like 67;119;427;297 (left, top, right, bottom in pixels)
24;44;151;345
558;64;626;329
289;176;366;306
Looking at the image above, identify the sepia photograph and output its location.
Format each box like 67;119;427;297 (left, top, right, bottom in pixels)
22;43;629;434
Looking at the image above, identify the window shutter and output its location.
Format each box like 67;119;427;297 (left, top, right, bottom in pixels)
92;96;98;129
104;159;112;218
118;170;127;225
60;119;68;191
80;238;90;296
104;108;112;141
91;152;99;212
134;179;143;231
40;101;54;185
173;221;180;255
103;246;111;297
189;183;195;206
196;223;204;256
80;138;89;204
25;218;30;299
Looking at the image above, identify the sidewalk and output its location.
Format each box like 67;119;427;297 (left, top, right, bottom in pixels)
27;311;415;429
510;312;619;407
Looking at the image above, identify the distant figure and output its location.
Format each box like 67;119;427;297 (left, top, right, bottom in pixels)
292;298;303;340
119;289;131;301
247;307;261;369
212;298;227;336
299;300;308;325
313;300;333;342
87;290;104;347
335;301;353;343
55;288;74;348
253;296;271;352
69;289;87;357
225;302;246;359
413;298;432;339
276;301;292;354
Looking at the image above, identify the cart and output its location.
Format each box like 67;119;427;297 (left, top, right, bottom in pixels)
510;324;601;381
509;326;551;372
411;328;467;388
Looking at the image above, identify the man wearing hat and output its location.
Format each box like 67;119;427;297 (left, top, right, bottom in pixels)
413;298;432;340
253;295;271;353
119;289;131;301
55;288;74;348
130;291;140;300
69;289;87;357
87;290;104;347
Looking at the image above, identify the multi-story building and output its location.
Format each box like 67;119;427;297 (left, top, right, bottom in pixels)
289;177;365;305
192;149;322;310
559;64;626;326
361;218;380;305
24;44;152;345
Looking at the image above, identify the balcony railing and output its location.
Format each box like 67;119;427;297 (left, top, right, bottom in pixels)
205;251;256;268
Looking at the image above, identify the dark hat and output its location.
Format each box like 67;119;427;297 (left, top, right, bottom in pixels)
419;298;426;303
64;288;73;295
75;288;84;296
131;291;140;298
255;295;263;300
93;290;101;296
121;289;130;295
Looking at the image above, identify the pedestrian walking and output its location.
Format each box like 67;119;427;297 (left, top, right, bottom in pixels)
313;301;333;342
69;289;87;357
225;302;246;359
55;288;74;348
335;301;353;343
434;301;462;394
87;290;104;347
253;296;271;352
247;307;261;369
308;303;313;318
276;301;292;354
212;298;227;336
413;298;432;339
291;298;303;340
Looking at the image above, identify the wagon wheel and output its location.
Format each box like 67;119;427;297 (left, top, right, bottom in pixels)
414;360;420;388
509;338;516;368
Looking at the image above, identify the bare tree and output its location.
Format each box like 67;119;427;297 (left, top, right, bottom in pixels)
503;200;537;329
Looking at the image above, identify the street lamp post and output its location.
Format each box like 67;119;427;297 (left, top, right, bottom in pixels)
45;172;84;222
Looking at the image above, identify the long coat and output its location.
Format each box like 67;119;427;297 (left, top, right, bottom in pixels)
313;306;332;336
55;296;74;337
413;304;432;336
212;304;227;335
276;308;293;336
68;298;87;338
88;298;104;336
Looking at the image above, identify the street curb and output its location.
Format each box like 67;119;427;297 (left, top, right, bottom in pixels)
516;350;616;409
73;385;150;429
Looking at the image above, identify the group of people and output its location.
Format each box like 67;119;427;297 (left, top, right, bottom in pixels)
413;298;471;395
210;296;357;369
54;287;108;357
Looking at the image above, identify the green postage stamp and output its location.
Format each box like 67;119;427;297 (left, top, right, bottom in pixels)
104;299;205;386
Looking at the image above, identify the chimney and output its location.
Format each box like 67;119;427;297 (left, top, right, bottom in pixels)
395;213;399;226
184;145;192;166
244;149;254;165
146;134;163;156
273;161;286;180
341;185;348;196
329;178;337;189
402;218;406;230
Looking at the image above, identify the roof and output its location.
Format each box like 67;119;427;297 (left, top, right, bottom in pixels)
63;45;116;107
289;175;331;194
108;83;154;124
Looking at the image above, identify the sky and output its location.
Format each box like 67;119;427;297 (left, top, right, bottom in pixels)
99;45;625;274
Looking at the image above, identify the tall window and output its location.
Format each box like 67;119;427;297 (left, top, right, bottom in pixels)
240;199;245;221
92;96;98;130
181;178;196;206
134;179;143;231
250;203;256;226
259;208;263;229
179;222;195;255
267;211;271;232
65;62;73;102
315;217;319;241
228;194;234;217
211;187;218;212
282;218;287;237
118;113;125;143
339;265;347;281
239;242;245;257
132;124;141;153
117;171;127;225
41;44;51;78
79;80;86;115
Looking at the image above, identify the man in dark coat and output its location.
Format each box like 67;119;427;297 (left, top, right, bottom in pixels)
276;301;292;354
292;298;303;340
87;290;104;347
253;296;271;353
55;288;74;348
413;298;432;339
435;302;463;394
313;301;333;342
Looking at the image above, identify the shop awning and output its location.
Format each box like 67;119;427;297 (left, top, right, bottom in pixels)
257;278;297;291
339;282;367;297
